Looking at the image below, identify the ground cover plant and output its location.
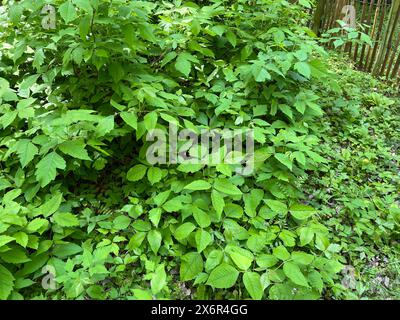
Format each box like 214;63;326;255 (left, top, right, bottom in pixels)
0;0;398;300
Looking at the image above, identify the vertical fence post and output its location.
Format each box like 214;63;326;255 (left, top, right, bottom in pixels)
312;0;327;35
373;0;400;76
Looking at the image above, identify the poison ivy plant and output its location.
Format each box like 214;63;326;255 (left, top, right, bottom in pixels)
0;0;347;300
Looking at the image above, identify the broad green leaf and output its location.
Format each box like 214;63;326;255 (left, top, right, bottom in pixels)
59;1;77;23
53;243;82;258
256;254;278;268
59;140;91;160
113;215;131;230
243;272;263;300
213;178;242;196
26;218;49;234
273;245;290;261
226;245;254;270
290;204;317;220
294;62;311;79
175;222;196;241
184;180;211;191
127;164;147;182
15;139;38;168
195;229;212;253
274;153;292;170
291;251;314;265
121;112;138;130
175;53;192;77
180;252;203;281
53;212;79;227
35;152;66;187
243;189;264;217
0;235;14;248
72;0;93;15
144;111;158;131
147;230;162;254
0;264;14;300
162;197;183;213
35;192;63;217
151;264;166;295
147;167;162;185
207;263;239;289
193;207;211;228
265;200;288;214
205;250;223;272
13;232;28;248
283;262;309;287
211;190;225;220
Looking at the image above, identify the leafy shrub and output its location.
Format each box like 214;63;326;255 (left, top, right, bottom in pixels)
0;0;345;300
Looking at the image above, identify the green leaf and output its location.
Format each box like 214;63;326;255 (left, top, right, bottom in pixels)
147;167;162;185
26;218;49;234
53;243;82;258
151;264;166;295
96;116;114;137
175;53;192;77
59;1;77;23
144;111;158;131
195;229;212;253
184;180;211;191
0;264;14;300
147;230;162;254
180;252;203;281
35;152;66;187
192;207;211;228
243;272;263;300
59;140;91;160
0;235;14;248
35;192;63;217
127;164;147;182
13;232;28;248
113;215;131;230
274;153;292;170
299;227;314;246
205;250;223;272
207;263;239;289
121;112;138;130
162;197;183;213
265;200;288;214
273;245;290;261
175;222;196;241
283;262;309;287
15;139;38;168
72;0;93;14
53;212;79;227
211;190;225;220
294;62;311;79
256;254;278;268
213;178;242;196
308;270;323;293
226;245;254;270
243;189;264;217
290;204;317;220
0;248;30;264
291;251;314;265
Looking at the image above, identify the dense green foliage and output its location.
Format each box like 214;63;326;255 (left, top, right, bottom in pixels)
308;56;400;299
0;0;398;300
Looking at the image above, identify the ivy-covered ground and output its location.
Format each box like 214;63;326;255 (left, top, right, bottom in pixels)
0;1;399;301
307;54;400;299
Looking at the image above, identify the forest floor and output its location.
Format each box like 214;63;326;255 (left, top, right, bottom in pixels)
305;53;400;299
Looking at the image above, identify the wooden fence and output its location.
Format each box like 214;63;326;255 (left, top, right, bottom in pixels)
312;0;400;82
